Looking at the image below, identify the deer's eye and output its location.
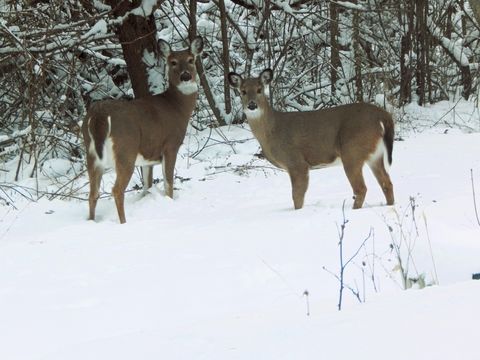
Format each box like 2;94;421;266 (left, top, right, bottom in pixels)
241;90;247;96
170;60;178;66
188;58;194;64
257;87;262;94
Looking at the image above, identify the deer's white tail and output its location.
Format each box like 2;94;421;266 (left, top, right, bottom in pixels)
87;115;112;170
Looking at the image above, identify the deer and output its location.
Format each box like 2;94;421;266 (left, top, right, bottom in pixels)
228;68;395;210
81;36;203;224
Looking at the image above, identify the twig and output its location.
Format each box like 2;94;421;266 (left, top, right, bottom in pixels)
422;213;439;285
303;290;310;316
325;200;373;310
322;266;361;304
471;169;480;227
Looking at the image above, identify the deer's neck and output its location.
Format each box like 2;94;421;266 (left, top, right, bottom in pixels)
246;104;276;147
246;103;274;129
164;84;198;116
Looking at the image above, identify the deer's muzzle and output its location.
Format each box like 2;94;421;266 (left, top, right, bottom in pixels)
180;71;192;82
247;101;258;110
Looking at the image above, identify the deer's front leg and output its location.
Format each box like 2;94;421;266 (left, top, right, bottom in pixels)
162;149;178;198
288;165;309;210
141;165;153;194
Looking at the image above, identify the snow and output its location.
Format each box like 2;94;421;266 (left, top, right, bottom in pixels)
130;0;157;17
1;101;480;359
79;45;127;67
113;0;158;24
82;19;107;39
41;159;82;179
93;0;111;12
335;1;367;11
272;0;294;14
197;17;217;34
427;18;470;67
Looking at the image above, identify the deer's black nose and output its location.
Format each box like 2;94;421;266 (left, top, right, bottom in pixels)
247;101;258;110
180;72;192;82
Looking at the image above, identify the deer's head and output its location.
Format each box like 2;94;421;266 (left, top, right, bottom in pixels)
228;69;273;119
159;36;204;95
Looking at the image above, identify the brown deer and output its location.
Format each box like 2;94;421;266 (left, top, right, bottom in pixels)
228;69;394;210
82;37;203;224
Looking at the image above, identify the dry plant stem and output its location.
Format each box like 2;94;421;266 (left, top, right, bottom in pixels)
0;183;36;202
471;169;480;227
0;187;17;209
45;169;87;200
329;200;373;311
303;290;310;316
389;215;409;289
337;201;347;310
388;197;422;289
423;214;439;285
362;231;378;293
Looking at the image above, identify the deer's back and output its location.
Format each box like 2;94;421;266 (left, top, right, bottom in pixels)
260;103;392;169
85;94;195;158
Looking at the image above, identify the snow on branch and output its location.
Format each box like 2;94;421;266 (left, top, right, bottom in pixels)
111;0;158;25
78;46;126;66
228;0;317;11
271;0;294;14
82;19;108;40
427;17;470;67
332;1;367;11
93;0;112;12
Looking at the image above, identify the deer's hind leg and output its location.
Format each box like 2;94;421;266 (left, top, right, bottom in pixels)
368;155;394;206
341;154;367;209
87;155;103;221
112;156;136;224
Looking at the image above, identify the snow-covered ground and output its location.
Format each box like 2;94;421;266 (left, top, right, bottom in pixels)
1;101;480;359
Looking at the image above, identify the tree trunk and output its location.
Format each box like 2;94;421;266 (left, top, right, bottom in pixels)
399;1;414;105
430;1;472;100
106;0;159;98
352;6;363;102
461;1;473;99
219;0;232;117
467;0;480;27
189;0;226;126
415;0;427;106
330;2;340;99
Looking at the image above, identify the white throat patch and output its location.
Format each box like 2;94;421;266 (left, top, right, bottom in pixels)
177;81;198;95
244;108;263;121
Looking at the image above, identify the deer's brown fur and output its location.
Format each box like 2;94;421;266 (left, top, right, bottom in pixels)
228;69;395;210
82;37;203;223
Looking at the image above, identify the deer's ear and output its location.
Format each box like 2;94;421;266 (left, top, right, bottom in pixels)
158;39;171;58
191;36;204;57
228;72;243;88
259;68;273;85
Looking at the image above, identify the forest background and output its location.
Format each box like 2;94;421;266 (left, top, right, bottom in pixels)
1;0;480;199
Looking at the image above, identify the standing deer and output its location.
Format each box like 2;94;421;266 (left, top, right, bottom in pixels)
228;69;394;210
82;37;203;224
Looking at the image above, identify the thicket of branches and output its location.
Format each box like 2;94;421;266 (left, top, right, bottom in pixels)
1;0;480;184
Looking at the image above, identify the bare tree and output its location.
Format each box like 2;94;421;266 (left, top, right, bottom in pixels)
219;0;232;118
352;3;363;102
330;1;340;99
105;0;161;97
400;0;414;105
468;0;480;26
415;0;428;105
